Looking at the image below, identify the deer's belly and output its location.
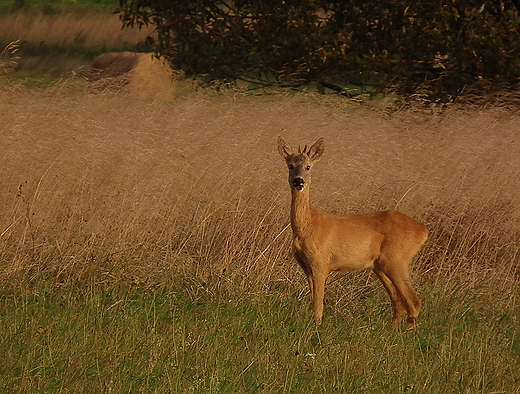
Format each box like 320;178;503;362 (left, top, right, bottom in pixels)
329;253;375;272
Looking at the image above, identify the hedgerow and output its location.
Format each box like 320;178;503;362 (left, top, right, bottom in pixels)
118;0;520;100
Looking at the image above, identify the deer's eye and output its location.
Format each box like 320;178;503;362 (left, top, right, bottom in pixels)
306;165;311;170
288;164;294;170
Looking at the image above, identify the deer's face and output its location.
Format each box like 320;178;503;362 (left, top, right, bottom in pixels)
277;137;324;193
285;154;314;192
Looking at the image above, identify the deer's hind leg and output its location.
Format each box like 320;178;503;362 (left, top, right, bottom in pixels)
373;267;407;329
389;270;421;329
375;259;421;329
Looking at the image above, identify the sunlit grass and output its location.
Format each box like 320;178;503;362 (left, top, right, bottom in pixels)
1;280;518;393
0;85;519;392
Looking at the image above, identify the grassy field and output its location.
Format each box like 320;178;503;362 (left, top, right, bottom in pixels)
0;81;519;393
0;0;151;76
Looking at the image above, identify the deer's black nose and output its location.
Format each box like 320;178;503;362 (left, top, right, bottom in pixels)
292;177;305;188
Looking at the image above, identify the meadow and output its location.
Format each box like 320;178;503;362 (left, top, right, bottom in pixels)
0;79;519;392
0;0;151;76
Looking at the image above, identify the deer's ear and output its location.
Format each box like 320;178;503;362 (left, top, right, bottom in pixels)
308;138;324;162
277;136;292;159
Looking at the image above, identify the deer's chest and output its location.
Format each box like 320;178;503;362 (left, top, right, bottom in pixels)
292;234;319;264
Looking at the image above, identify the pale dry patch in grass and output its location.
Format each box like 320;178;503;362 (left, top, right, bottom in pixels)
0;85;518;306
89;52;178;100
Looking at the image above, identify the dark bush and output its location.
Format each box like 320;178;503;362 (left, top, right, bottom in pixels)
118;0;520;100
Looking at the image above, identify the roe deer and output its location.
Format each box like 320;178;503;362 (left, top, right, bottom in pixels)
277;137;428;329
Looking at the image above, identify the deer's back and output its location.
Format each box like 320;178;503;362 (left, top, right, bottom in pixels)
303;209;428;272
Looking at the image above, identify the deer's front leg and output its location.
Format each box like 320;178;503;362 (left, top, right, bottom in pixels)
294;252;314;301
311;271;327;326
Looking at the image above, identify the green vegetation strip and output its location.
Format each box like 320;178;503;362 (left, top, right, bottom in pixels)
1;282;518;393
0;0;118;13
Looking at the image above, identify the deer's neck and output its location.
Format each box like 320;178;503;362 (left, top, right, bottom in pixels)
290;188;313;237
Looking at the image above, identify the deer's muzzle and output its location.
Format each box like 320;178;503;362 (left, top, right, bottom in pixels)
292;177;305;191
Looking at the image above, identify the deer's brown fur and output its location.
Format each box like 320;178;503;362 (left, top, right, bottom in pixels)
278;137;428;329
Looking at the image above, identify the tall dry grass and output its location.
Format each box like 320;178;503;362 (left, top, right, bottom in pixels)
0;84;518;307
1;84;519;392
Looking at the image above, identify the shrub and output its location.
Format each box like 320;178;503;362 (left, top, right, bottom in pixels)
118;0;520;100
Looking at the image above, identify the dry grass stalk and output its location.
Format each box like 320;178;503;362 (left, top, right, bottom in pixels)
0;40;20;75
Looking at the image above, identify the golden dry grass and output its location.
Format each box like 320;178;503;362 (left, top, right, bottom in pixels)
1;83;519;393
0;83;518;305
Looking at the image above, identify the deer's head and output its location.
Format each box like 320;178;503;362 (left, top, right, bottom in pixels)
277;137;324;193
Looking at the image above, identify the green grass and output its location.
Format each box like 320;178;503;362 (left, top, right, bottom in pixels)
0;0;118;14
1;280;518;393
0;73;77;88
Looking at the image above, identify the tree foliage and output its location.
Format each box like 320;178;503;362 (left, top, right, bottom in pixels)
118;0;520;99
